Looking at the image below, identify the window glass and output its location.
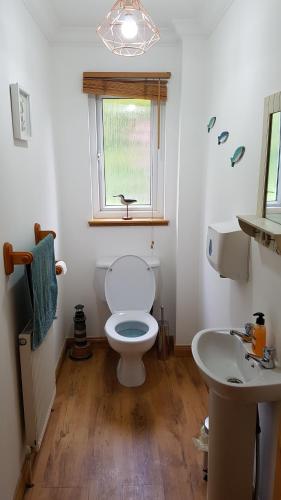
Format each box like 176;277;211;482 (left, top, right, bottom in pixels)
102;98;151;206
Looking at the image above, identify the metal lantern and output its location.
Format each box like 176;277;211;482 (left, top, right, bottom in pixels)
97;0;160;57
70;304;92;360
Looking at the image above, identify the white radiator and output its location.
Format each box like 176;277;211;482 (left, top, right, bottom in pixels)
19;322;56;450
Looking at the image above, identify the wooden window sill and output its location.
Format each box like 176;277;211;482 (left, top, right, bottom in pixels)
88;218;169;227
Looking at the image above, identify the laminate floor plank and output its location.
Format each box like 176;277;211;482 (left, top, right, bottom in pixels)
142;483;165;500
25;347;208;500
24;486;89;500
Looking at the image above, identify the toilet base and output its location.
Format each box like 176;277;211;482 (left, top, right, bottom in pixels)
117;354;146;387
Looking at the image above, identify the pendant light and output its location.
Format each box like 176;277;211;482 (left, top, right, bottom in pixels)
97;0;160;57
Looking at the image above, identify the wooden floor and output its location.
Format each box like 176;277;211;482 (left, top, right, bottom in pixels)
25;347;208;500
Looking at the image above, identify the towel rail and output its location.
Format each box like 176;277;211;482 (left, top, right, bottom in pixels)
3;242;33;275
34;223;56;244
3;223;63;276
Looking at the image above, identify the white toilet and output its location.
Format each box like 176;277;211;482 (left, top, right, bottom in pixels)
96;255;159;387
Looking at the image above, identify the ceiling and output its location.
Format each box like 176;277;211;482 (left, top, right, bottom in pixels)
50;0;205;28
23;0;234;42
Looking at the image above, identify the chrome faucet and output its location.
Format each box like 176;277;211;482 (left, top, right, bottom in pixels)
230;323;254;343
245;347;275;369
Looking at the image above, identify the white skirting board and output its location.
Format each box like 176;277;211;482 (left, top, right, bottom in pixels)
19;322;56;450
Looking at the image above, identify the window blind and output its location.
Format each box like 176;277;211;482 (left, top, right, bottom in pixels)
83;72;170;101
83;72;171;148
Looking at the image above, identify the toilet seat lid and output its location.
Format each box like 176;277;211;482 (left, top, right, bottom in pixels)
105;255;156;313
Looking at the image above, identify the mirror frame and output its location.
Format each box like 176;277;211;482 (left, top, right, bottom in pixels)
257;91;281;218
238;91;281;254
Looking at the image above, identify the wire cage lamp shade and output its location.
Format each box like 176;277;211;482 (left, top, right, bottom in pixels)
97;0;160;57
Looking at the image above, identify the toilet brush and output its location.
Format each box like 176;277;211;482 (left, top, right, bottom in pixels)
158;305;170;360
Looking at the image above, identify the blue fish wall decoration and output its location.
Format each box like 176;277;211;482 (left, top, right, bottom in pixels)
218;131;229;145
207;117;216;133
230;146;246;167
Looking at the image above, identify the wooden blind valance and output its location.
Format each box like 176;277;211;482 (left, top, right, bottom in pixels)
83;72;171;102
83;72;171;148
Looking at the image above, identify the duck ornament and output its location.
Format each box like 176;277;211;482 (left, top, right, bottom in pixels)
114;194;137;220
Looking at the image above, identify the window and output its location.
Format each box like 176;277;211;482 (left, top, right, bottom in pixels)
89;95;165;218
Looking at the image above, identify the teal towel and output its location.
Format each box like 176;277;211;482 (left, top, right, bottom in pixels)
29;234;58;350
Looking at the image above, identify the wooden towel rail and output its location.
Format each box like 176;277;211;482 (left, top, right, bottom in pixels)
3;223;63;276
34;222;56;245
3;243;33;275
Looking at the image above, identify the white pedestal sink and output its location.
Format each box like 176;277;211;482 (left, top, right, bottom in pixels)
192;329;281;500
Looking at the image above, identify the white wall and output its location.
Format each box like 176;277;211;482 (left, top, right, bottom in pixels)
4;0;281;495
176;35;207;344
52;43;181;339
200;0;281;359
0;1;63;497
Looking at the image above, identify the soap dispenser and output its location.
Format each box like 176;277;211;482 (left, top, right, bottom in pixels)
252;312;266;357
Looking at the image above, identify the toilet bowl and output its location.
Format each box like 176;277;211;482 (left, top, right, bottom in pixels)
104;255;159;387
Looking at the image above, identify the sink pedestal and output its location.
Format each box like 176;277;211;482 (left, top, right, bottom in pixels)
208;391;257;500
258;402;281;500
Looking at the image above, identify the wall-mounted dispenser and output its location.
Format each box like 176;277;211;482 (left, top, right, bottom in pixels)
207;221;250;281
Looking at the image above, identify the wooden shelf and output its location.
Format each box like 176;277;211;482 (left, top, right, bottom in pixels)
88;218;169;227
237;215;281;253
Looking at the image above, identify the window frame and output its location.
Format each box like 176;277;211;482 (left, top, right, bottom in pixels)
88;95;165;219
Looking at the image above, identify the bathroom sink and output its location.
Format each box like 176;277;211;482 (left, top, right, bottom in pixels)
192;329;281;402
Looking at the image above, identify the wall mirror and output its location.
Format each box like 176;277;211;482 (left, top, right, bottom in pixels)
259;91;281;225
265;111;281;224
237;92;281;255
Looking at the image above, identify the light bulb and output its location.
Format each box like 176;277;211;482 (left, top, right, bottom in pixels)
121;15;138;40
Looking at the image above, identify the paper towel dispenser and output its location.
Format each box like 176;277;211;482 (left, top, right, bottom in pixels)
207;221;249;281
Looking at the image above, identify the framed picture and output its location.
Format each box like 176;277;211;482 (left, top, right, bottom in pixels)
10;83;31;141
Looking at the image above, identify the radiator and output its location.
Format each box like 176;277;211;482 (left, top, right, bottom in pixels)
19;322;56;450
